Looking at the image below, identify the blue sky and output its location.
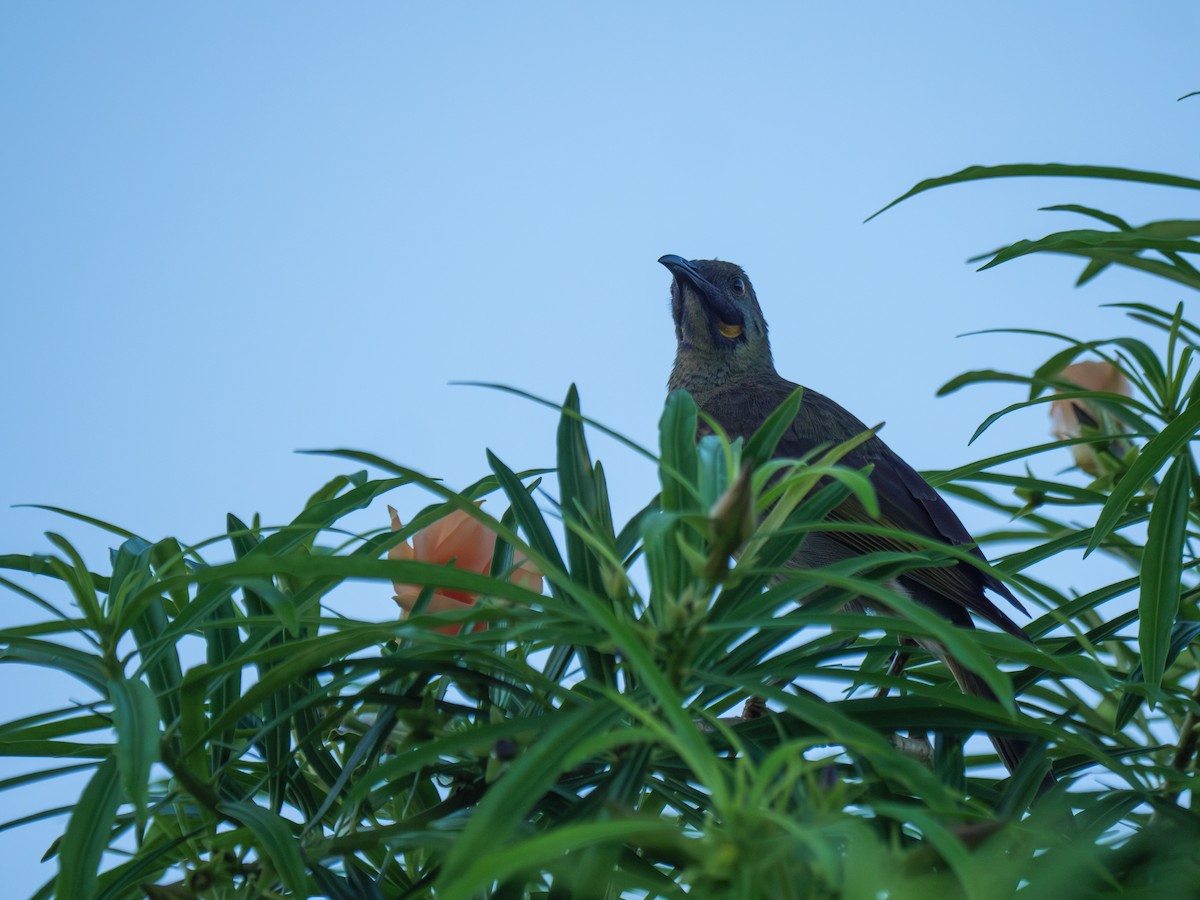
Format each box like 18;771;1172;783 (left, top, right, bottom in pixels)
2;3;1197;892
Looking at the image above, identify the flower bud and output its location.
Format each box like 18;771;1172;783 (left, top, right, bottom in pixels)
706;463;755;580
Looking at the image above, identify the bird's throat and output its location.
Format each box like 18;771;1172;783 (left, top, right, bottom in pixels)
668;351;737;401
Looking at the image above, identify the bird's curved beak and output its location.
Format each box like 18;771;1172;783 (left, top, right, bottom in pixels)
658;255;708;292
658;254;744;328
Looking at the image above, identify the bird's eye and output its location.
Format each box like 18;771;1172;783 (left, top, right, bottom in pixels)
732;277;746;294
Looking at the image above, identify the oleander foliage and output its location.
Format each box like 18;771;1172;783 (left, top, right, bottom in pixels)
3;163;1200;898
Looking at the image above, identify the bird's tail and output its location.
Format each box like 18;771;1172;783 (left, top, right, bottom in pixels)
942;653;1057;797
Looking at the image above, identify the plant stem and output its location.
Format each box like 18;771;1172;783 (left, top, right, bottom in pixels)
1167;678;1200;803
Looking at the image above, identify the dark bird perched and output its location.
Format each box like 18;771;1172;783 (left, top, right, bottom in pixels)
659;253;1050;785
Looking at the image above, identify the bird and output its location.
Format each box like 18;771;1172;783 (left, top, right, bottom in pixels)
659;253;1051;787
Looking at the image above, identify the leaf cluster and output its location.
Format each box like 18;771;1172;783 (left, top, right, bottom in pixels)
3;157;1200;898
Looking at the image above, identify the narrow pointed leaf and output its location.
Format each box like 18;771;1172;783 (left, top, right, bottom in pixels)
1087;402;1200;555
744;385;804;464
868;163;1200;222
978;230;1200;273
1137;453;1192;688
1115;620;1200;729
486;450;567;576
216;801;309;893
660;390;699;512
437;702;625;891
0;637;107;693
55;757;122;899
557;384;603;595
109;676;160;824
1040;204;1132;231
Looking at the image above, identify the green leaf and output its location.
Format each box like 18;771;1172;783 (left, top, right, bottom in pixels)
201;586;242;777
216;801;309;894
114;537;183;728
201;625;401;741
93;832;201;899
792;561;1016;709
557;384;604;597
224;514;291;813
108;676;160;825
640;510;683;618
1040;204;1133;231
966;389;1152;446
261;475;410;556
0;761;95;794
660;390;700;512
304;469;368;510
1075;258;1111;287
0;573;78;630
0;636;107;693
237;577;300;637
13;505;141;541
56;756;122;899
868;163;1200;222
1136;453;1192;688
996;734;1052;817
486;449;568;577
756;683;961;809
438;819;681;900
743;384;804;464
106;536;154;619
178;664;212;785
1136;219;1200;239
927;436;1136;488
952;470;1105;505
1021;246;1200;292
44;533;104;632
1087;401;1200;555
1115;620;1200;729
616;495;660;560
0;805;76;842
449;381;658;462
1106;338;1169;399
978;229;1200;274
436;701;626;894
938;369;1045;397
1026;337;1164;408
0;738;110;759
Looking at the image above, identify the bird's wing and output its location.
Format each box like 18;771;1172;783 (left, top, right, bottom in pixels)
730;384;1029;638
833;443;1029;638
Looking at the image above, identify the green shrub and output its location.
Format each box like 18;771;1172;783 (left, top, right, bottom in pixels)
3;162;1199;898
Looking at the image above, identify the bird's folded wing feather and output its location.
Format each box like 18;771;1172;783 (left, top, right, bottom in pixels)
709;382;1030;637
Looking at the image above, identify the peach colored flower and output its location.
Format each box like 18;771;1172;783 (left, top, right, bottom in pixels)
387;504;542;633
1049;361;1131;475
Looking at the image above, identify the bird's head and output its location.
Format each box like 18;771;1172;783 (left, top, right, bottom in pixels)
660;255;774;387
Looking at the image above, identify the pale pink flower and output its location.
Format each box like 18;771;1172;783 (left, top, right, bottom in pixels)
387;504;542;633
1049;361;1131;475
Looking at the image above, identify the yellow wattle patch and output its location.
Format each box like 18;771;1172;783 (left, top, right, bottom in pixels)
718;322;743;339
